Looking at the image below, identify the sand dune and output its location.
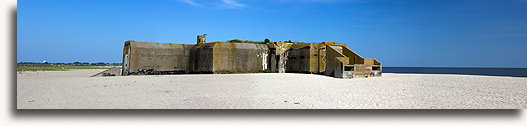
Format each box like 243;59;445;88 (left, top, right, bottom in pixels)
17;69;526;109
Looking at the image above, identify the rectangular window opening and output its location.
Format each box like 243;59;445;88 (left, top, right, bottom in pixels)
344;66;354;71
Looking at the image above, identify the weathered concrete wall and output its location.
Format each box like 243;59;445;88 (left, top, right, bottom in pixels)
125;41;270;74
122;41;131;75
268;42;293;73
323;42;365;65
364;58;375;65
316;43;327;73
342;46;365;65
286;43;312;72
284;43;325;73
344;64;374;78
123;41;193;74
325;45;347;77
334;57;349;78
190;44;214;73
365;58;382;76
210;42;269;72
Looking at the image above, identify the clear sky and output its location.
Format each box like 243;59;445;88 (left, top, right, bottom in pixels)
18;0;526;68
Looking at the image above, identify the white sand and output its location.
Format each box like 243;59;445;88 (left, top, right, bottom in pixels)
17;69;527;109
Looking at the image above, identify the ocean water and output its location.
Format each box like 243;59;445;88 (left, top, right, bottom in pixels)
383;67;527;77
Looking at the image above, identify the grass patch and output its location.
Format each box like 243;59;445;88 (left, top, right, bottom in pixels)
226;39;306;44
280;41;304;43
17;66;113;71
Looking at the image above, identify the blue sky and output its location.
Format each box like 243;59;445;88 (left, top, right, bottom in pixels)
18;0;526;68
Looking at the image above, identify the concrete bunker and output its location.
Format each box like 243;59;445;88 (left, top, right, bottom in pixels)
122;35;382;78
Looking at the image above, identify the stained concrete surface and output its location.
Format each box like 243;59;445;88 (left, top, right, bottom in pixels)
17;69;526;109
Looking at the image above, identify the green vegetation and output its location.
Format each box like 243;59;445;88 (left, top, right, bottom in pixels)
227;39;266;44
264;38;270;43
226;39;305;44
277;40;304;43
214;69;272;74
17;66;112;71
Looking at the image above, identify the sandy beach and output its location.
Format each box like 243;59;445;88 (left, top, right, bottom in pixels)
16;69;526;109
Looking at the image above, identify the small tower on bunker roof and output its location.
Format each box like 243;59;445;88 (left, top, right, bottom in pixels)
197;34;207;45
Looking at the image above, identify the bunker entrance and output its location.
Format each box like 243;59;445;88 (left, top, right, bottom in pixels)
123;54;129;74
372;66;381;71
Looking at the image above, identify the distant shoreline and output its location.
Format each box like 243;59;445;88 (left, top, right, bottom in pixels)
16;65;527;77
383;67;527;77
